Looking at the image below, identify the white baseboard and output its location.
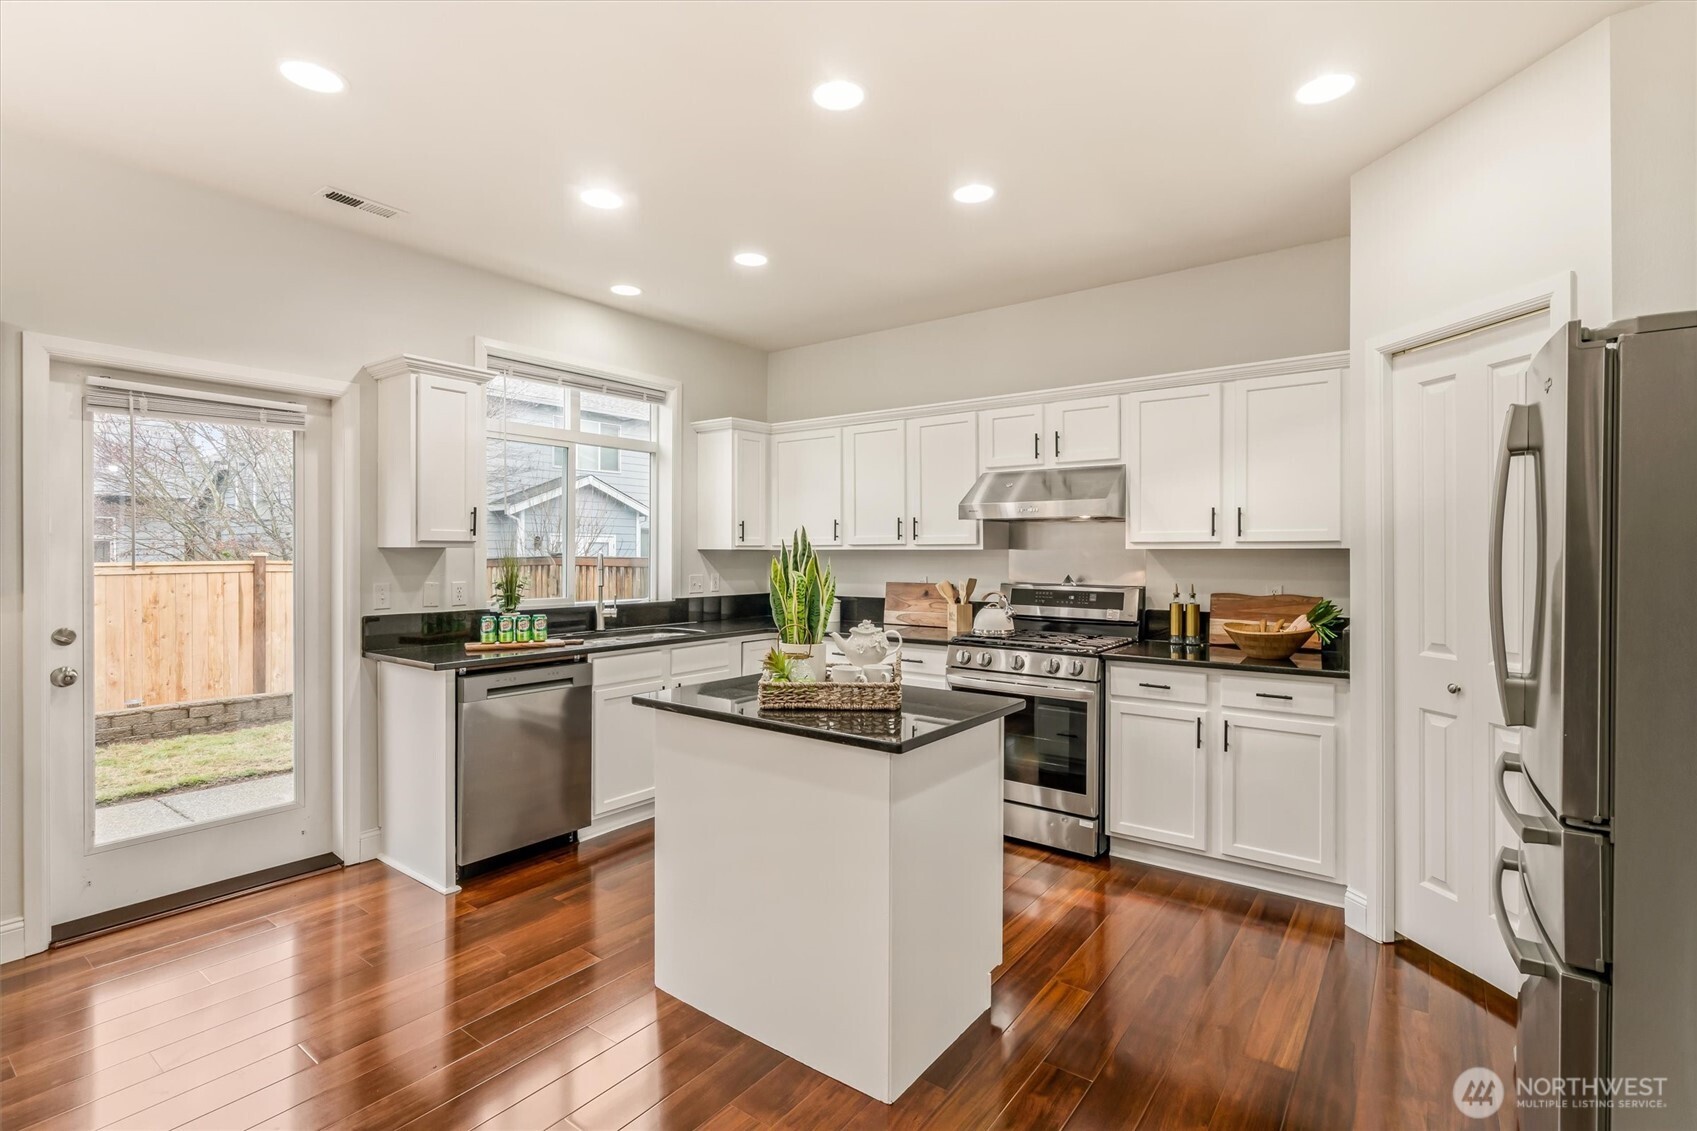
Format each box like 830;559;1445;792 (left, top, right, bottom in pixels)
358;828;384;864
1343;887;1372;937
580;802;655;842
376;854;459;895
0;917;26;965
1107;836;1346;909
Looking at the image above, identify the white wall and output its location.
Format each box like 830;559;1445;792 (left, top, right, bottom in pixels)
0;130;766;931
766;239;1350;421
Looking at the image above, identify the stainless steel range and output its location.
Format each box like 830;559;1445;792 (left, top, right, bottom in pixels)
946;581;1144;857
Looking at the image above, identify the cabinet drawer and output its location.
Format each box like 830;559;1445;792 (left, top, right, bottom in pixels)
590;648;667;685
1108;664;1207;705
1219;675;1335;718
899;644;945;677
669;641;734;678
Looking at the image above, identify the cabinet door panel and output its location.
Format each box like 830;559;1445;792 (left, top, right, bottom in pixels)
592;678;665;815
906;412;979;546
1047;396;1121;465
732;432;768;547
415;374;481;542
979;405;1045;469
1124;386;1222;543
1220;711;1336;876
1230;371;1341;542
739;636;778;676
1109;701;1207;850
772;429;843;546
842;421;908;545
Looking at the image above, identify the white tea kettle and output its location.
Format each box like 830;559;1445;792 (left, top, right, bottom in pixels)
971;591;1016;637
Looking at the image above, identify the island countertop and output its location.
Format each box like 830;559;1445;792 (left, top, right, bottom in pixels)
634;675;1022;754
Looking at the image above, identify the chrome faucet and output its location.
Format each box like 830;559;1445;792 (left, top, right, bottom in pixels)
595;553;618;631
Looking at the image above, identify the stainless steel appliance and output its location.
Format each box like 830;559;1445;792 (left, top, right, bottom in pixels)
957;464;1126;521
1490;313;1696;1129
947;581;1144;857
457;661;594;869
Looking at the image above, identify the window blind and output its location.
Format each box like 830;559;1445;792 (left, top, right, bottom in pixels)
486;356;667;405
85;377;308;430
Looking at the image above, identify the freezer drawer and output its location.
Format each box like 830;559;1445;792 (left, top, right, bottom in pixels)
457;662;593;867
1495;752;1611;974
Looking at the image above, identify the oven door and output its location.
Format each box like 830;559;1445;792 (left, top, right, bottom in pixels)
947;671;1100;818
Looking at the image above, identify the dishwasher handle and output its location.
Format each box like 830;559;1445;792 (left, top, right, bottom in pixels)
460;661;593;702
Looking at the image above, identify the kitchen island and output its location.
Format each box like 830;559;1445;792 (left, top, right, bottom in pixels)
634;676;1022;1103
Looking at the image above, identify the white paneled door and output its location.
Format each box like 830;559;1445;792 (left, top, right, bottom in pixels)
1391;312;1551;992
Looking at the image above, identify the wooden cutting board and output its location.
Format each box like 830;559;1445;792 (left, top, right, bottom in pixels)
884;582;952;630
1208;593;1324;651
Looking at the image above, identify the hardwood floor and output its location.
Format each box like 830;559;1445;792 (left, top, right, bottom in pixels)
1;823;1516;1129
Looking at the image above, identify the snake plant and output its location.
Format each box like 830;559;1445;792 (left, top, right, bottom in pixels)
768;528;835;646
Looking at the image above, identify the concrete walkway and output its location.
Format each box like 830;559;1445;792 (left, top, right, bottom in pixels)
95;773;296;843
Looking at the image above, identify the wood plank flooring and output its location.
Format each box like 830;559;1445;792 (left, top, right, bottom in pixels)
1;822;1516;1129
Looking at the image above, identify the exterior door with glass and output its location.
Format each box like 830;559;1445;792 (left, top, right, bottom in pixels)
41;362;334;934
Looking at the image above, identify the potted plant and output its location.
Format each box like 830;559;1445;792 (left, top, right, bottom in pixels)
492;554;528;615
768;528;835;682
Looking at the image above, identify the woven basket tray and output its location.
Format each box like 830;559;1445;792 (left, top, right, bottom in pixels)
757;659;903;712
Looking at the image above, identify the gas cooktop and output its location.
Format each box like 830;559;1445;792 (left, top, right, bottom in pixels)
950;630;1128;656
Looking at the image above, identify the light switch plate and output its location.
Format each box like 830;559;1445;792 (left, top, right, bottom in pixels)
422;581;441;608
708;573;721;593
450;580;467;606
688;574;704;594
372;581;391;610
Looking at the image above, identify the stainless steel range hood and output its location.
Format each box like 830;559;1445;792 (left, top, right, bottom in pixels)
957;463;1126;521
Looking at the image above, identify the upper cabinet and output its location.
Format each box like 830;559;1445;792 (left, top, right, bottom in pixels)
842;420;909;546
772;428;843;546
979;395;1120;469
905;412;979;546
368;356;491;550
1125;369;1342;547
695;420;769;549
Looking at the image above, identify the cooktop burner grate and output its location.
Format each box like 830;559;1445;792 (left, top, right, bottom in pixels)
950;631;1127;655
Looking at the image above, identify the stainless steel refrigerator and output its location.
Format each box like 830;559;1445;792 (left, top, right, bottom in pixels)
1490;312;1696;1130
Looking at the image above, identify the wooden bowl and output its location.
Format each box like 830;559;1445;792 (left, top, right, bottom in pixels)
1221;621;1316;660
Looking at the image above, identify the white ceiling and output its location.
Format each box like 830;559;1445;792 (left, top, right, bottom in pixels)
0;0;1631;350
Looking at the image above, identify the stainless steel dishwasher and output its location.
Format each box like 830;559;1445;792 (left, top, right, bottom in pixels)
457;661;593;868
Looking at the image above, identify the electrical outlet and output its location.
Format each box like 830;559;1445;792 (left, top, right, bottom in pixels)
688;574;705;594
422;581;441;608
372;581;391;611
1269;584;1284;594
708;573;721;593
450;580;467;606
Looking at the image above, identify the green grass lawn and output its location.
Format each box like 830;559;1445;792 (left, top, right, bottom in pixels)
95;722;294;806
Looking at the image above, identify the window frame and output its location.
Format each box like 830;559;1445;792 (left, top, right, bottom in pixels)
475;340;677;609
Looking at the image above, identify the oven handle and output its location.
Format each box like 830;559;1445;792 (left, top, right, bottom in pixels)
947;673;1098;703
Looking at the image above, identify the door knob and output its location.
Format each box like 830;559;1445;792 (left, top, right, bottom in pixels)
51;627;77;646
50;667;79;688
1447;682;1462;694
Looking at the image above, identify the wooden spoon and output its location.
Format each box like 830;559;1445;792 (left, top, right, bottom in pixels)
937;579;958;605
962;578;977;604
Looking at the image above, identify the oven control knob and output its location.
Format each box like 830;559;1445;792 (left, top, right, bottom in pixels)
1044;657;1062;675
1068;659;1085;676
1010;655;1026;671
956;649;972;664
977;651;994;667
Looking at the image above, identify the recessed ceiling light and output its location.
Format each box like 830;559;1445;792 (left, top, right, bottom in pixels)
279;59;346;94
733;252;769;267
952;183;995;204
580;188;626;210
1294;73;1356;105
812;80;865;111
610;284;642;297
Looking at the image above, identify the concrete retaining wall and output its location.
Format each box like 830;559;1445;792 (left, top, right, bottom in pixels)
94;693;293;746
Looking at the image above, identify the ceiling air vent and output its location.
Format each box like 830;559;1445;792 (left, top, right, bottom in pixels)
315;186;405;219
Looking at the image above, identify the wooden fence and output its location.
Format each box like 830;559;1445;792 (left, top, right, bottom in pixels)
488;557;649;604
92;556;292;715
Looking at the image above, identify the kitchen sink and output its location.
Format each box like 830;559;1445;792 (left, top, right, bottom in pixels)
593;628;706;644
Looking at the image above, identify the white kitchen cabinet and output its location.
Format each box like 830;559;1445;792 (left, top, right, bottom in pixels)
695;420;769;549
590;640;736;818
739;635;778;676
1046;395;1121;465
905;412;979;546
1108;699;1208;851
1123;385;1223;544
979;405;1046;469
1219;710;1337;878
825;640;949;689
842;420;909;546
367;355;491;549
1227;371;1342;542
771;428;843;546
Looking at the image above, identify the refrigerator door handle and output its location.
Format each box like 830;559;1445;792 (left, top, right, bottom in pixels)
1494;847;1558;977
1488;401;1546;727
1492;751;1561;845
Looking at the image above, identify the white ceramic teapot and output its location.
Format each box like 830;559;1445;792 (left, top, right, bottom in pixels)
828;620;903;668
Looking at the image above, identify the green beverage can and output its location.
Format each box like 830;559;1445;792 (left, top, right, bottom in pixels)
498;615;515;643
531;612;548;641
479;614;496;644
515;614;533;642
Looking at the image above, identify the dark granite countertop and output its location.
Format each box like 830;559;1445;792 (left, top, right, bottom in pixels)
362;617;779;672
1104;639;1350;680
633;675;1023;754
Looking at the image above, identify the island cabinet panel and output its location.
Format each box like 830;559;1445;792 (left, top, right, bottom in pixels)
1108;700;1207;851
1219;710;1337;877
771;427;842;546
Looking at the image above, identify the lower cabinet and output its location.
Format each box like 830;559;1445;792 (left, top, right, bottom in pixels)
1219;710;1337;877
1107;700;1207;851
739;635;777;676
